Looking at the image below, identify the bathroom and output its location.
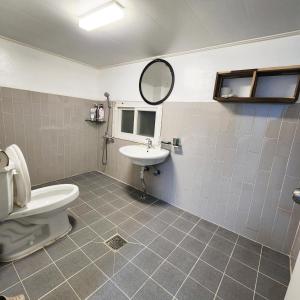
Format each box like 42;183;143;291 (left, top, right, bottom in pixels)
0;0;300;299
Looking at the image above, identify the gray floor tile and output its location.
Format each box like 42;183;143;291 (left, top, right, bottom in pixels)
133;211;154;224
237;236;262;255
215;227;238;243
23;264;64;300
162;226;186;244
88;196;109;209
190;260;222;293
120;204;141;217
14;249;52;279
132;249;163;276
41;282;78;300
165;205;184;216
45;237;78;261
101;193;121;203
106;211;129;225
209;234;235;256
133;279;172;300
82;241;110;261
132;226;158;245
259;257;290;285
111;198;130;209
148;236;177;259
112;262;148;297
254;293;266;300
180;211;200;224
261;246;289;269
1;282;28;300
172;217;195;233
179;235;205;257
118;218;141;235
80;210;102;225
167;247;197;274
91;187;108;196
106;183;120;192
190;225;213;243
146;217;169;233
69;227;97;246
118;242;144;260
68;264;107;299
157;210;178;223
80;191;99;202
95;203;117;216
90;219;116;237
71;203;93;216
88;280;129;300
232;245;260;269
197;219;218;232
69;197;85;208
256;273;287;300
226;258;257;290
177;277;214;300
56;249;90;278
94;251;128;277
152;262;186;295
217;275;253;300
201;246;229;272
143;203;167;216
0;263;19;292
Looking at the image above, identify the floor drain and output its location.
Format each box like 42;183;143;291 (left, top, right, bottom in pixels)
106;235;127;250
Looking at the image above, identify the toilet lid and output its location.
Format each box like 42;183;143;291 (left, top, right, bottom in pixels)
5;144;31;207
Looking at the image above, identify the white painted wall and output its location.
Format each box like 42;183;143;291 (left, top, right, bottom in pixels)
98;34;300;102
0;38;101;100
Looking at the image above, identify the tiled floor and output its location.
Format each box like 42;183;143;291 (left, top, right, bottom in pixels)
0;172;290;300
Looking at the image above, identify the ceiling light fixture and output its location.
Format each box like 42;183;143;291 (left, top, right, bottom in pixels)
79;1;124;31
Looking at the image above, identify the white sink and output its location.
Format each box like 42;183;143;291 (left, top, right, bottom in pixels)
119;145;169;166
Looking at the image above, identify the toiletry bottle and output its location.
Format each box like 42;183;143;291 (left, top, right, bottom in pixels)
99;104;105;121
90;105;96;121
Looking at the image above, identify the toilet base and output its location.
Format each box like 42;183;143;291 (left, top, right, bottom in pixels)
0;210;71;262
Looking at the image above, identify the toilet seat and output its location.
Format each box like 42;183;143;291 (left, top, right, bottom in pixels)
6;184;79;220
5;144;31;207
4;144;79;220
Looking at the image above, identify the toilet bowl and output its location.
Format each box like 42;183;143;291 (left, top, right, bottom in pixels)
0;144;79;262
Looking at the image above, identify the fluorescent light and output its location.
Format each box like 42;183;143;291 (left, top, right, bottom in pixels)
79;1;124;31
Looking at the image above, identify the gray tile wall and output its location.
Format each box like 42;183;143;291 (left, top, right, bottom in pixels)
0;86;100;185
100;102;300;255
291;224;300;269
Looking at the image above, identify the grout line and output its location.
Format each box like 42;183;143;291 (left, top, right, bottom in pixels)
120;212;191;299
11;263;31;300
253;246;263;300
213;235;242;300
173;226;219;299
41;243;82;300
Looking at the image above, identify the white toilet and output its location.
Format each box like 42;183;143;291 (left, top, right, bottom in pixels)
0;144;79;262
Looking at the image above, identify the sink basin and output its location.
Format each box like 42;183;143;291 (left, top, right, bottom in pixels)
119;145;169;166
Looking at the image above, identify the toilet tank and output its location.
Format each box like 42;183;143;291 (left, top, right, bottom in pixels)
0;165;14;220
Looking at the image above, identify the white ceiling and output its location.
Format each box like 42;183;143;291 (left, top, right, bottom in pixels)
0;0;300;68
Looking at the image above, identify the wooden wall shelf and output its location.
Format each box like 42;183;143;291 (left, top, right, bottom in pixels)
213;66;300;103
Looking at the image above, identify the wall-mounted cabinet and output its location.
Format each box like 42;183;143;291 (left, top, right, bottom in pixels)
213;66;300;103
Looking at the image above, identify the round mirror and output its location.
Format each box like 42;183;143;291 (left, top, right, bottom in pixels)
139;59;175;105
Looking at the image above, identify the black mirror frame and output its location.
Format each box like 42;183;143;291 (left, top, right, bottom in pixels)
139;58;175;105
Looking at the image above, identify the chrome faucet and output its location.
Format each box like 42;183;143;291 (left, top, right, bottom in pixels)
145;138;152;149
